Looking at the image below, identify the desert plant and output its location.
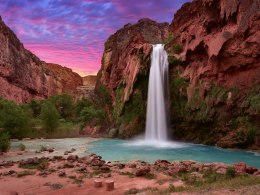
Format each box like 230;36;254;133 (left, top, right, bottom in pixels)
226;167;236;178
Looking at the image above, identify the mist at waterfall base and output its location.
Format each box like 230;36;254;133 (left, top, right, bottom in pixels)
88;44;260;168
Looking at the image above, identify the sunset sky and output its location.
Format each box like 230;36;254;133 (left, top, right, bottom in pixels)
0;0;190;76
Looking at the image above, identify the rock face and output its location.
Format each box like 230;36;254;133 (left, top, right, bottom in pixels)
167;0;260;149
95;0;260;149
0;16;82;103
46;63;82;93
96;18;169;137
169;0;260;91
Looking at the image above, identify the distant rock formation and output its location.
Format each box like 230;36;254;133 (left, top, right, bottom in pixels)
82;75;97;87
0;17;83;103
46;63;82;93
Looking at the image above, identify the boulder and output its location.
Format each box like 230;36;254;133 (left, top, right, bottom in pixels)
233;162;247;174
135;166;151;176
245;166;258;174
67;155;79;161
58;170;66;177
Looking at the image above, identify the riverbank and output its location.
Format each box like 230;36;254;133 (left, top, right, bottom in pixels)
0;154;260;195
0;137;100;162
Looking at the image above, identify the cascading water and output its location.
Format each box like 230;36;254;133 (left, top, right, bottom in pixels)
145;44;169;142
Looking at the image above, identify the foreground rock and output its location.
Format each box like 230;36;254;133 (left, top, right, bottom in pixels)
0;155;259;195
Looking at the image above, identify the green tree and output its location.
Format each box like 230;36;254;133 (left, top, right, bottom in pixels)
40;101;59;132
74;98;91;118
0;99;30;138
29;99;42;118
50;94;74;120
80;106;105;127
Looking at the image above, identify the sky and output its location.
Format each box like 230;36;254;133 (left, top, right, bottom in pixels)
0;0;190;76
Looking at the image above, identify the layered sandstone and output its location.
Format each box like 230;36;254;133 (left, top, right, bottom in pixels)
0;16;82;103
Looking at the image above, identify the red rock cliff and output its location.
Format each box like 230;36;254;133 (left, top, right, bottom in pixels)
96;0;260;148
0;16;83;103
168;0;260;99
166;0;260;148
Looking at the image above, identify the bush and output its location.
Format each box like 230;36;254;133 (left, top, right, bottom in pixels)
0;132;10;152
173;44;183;54
168;56;182;66
226;167;236;178
97;85;111;106
40;101;59;132
80;107;105;127
74;98;92;118
163;33;175;44
19;143;26;151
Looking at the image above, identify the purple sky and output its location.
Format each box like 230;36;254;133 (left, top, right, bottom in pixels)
0;0;190;76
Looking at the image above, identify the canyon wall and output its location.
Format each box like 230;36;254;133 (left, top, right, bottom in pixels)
96;0;260;149
0;16;83;103
167;0;260;149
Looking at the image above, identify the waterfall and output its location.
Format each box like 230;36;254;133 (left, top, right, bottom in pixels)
145;44;169;142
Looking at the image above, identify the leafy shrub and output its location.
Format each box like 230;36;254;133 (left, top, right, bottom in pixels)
163;33;175;44
0;132;10;152
168;56;182;66
40;101;59;132
74;98;92;118
97;85;111;106
19;143;26;151
173;44;183;54
79;106;105;127
226;167;236;178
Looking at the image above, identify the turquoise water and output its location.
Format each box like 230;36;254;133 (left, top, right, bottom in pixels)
87;139;260;168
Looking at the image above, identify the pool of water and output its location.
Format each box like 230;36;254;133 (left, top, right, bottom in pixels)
88;139;260;168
